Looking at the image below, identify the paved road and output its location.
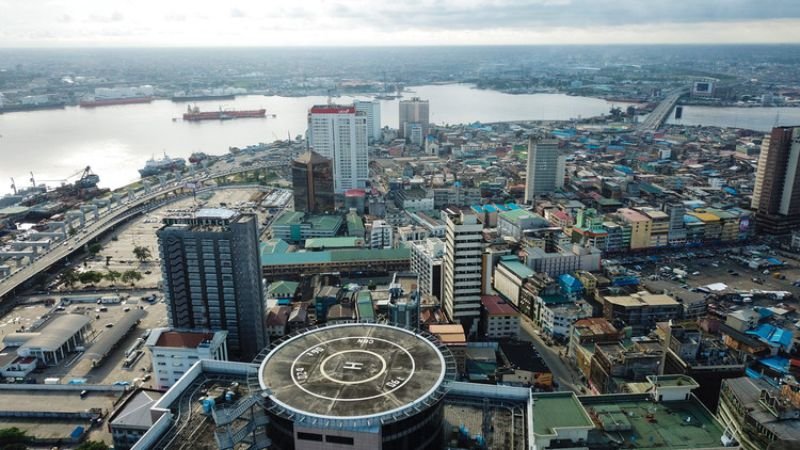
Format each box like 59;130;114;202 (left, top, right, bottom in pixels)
637;87;690;132
518;316;584;393
0;162;280;300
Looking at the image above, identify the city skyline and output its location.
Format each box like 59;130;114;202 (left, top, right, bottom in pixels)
2;0;800;47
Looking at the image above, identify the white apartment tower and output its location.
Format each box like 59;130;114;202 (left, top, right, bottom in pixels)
408;238;444;301
369;220;393;249
442;209;484;336
354;100;382;143
524;138;566;203
308;105;369;193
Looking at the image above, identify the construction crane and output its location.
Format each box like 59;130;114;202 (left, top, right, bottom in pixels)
33;166;100;189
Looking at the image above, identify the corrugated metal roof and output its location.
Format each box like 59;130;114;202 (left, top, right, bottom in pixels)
19;314;90;352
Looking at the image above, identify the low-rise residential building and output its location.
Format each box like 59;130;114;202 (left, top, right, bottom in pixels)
568;318;623;379
525;244;602;278
602;291;682;335
270;211;343;243
498;208;550;241
265;305;291;338
481;295;520;339
145;328;228;390
588;338;664;394
108;389;164;450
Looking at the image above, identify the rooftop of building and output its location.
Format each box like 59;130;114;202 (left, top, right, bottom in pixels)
499;340;550;373
265;305;291;327
151;330;219;349
271;210;304;226
428;324;467;345
9;314;90;352
603;292;680;308
294;150;330;165
687;211;721;223
498;255;535;279
304;237;363;250
261;238;290;255
482;295;518;316
579;394;726;450
573;317;619;337
258;323;447;420
647;374;699;389
310;104;356;114
498;208;543;224
260;247;410;266
531;392;594;437
617;208;650;223
109;388;164;430
723;377;800;442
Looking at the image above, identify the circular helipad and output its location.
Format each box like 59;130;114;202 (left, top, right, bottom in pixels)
259;323;446;419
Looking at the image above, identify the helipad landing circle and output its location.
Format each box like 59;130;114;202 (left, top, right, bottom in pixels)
259;323;446;419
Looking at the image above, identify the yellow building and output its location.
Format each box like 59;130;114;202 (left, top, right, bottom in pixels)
617;208;652;250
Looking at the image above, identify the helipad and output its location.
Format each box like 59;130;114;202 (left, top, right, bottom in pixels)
258;323;447;419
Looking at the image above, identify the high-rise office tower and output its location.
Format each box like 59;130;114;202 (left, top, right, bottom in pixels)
752;126;800;234
354;100;382;143
292;151;335;213
442;208;483;336
308;105;369;193
399;97;430;139
524;138;565;203
157;209;266;360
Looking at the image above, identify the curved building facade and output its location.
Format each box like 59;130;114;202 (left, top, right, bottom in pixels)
258;323;455;450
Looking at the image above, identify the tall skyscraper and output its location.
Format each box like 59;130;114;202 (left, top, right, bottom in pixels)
292;151;335;213
752;126;800;234
354;100;382;143
308;105;369;193
399;97;430;139
157;209;266;360
442;208;483;336
524;138;565;203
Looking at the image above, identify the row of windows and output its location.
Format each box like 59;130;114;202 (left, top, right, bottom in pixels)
296;432;354;445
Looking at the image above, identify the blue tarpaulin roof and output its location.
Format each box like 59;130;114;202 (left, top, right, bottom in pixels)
746;323;793;349
758;356;790;375
767;257;783;266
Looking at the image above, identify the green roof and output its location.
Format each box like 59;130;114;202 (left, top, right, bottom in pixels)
499;256;534;279
597;197;622;206
261;239;290;255
306;214;343;232
261;248;410;266
346;213;365;235
356;291;374;319
531;392;594;437
305;237;363;250
268;280;299;297
498;208;536;223
272;211;304;226
579;396;725;450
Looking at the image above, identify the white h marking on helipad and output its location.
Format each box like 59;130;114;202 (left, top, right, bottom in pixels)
343;362;363;370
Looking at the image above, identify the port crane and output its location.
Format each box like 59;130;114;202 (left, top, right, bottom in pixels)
32;166;100;189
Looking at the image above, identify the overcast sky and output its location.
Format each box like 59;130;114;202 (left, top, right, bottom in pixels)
1;0;799;47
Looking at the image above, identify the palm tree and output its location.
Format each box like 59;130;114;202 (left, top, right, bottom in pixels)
133;246;152;263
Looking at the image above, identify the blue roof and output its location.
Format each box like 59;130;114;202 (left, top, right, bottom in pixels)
746;323;793;348
723;187;738;196
558;274;584;293
758;356;790;375
683;214;701;224
766;257;783;266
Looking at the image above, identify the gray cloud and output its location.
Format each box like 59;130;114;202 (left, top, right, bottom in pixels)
328;0;800;30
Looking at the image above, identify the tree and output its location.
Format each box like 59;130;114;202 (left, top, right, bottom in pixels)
133;246;152;263
0;427;29;446
78;271;104;285
121;270;143;286
60;268;79;289
74;441;109;450
68;225;77;237
104;270;121;285
88;243;102;255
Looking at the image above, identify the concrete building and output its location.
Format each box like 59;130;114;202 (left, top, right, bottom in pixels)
157;208;266;360
145;328;228;390
616;208;652;250
752;126;800;233
568;318;623;379
270;211;343;243
368;219;393;249
354;100;381;142
398;97;429;139
291;151;335;214
588;339;664;394
718;377;800;450
408;238;444;301
602;291;681;335
525;244;602;278
308;104;369;192
481;295;520;339
497;208;550;241
4;314;90;366
108;389;164;450
524;138;565;203
493;255;534;307
265;305;291;338
443;209;484;335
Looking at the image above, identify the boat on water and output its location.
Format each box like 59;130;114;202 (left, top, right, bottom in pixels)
138;153;186;177
182;104;266;121
80;85;155;108
171;87;246;102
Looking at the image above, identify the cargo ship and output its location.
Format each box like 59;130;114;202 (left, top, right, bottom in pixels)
182;105;266;121
171;87;246;102
138;154;186;177
80;85;155;108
